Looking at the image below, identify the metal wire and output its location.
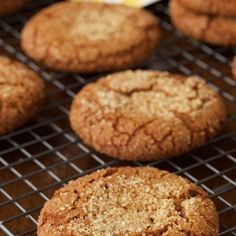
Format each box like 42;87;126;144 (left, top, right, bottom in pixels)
0;0;235;235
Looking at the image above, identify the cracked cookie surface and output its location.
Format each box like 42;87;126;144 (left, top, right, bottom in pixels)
170;0;236;46
70;70;226;161
0;56;44;135
178;0;236;17
21;2;160;73
37;167;219;236
0;0;29;16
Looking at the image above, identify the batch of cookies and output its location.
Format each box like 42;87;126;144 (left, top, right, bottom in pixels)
1;0;235;235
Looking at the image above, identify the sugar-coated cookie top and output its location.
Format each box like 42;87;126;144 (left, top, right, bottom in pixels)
38;167;219;236
70;70;226;161
21;2;160;73
0;56;44;134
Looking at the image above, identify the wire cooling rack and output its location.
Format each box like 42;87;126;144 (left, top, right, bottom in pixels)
0;0;235;235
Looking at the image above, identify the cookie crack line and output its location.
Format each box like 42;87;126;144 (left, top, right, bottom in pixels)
27;30;154;72
83;110;175;159
103;80;173;98
39;32;153;66
0;56;44;135
70;70;225;161
170;0;236;46
38;167;218;236
202;15;214;41
39;169;122;228
109;118;174;156
172;111;194;147
101;75;214;113
124;119;173;148
21;2;160;73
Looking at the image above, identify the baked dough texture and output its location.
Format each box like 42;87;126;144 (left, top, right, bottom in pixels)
37;167;219;236
21;2;160;73
178;0;236;17
170;0;236;46
0;56;44;135
70;70;226;161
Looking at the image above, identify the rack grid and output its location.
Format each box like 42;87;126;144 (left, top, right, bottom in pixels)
0;0;235;235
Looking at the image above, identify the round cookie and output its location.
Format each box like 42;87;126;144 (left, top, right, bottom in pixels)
178;0;236;17
70;70;226;161
232;56;236;80
37;167;219;236
0;56;44;135
21;2;160;73
0;0;29;16
170;0;236;46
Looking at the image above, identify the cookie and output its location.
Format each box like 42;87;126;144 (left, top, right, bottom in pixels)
178;0;236;17
170;0;236;46
0;0;29;16
0;56;44;135
37;167;219;236
232;56;236;80
70;70;226;161
21;2;160;73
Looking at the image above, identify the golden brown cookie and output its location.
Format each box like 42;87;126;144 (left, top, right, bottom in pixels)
0;0;29;16
37;167;219;236
70;70;226;161
232;56;236;80
21;2;160;73
170;0;236;46
178;0;236;17
0;56;44;135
